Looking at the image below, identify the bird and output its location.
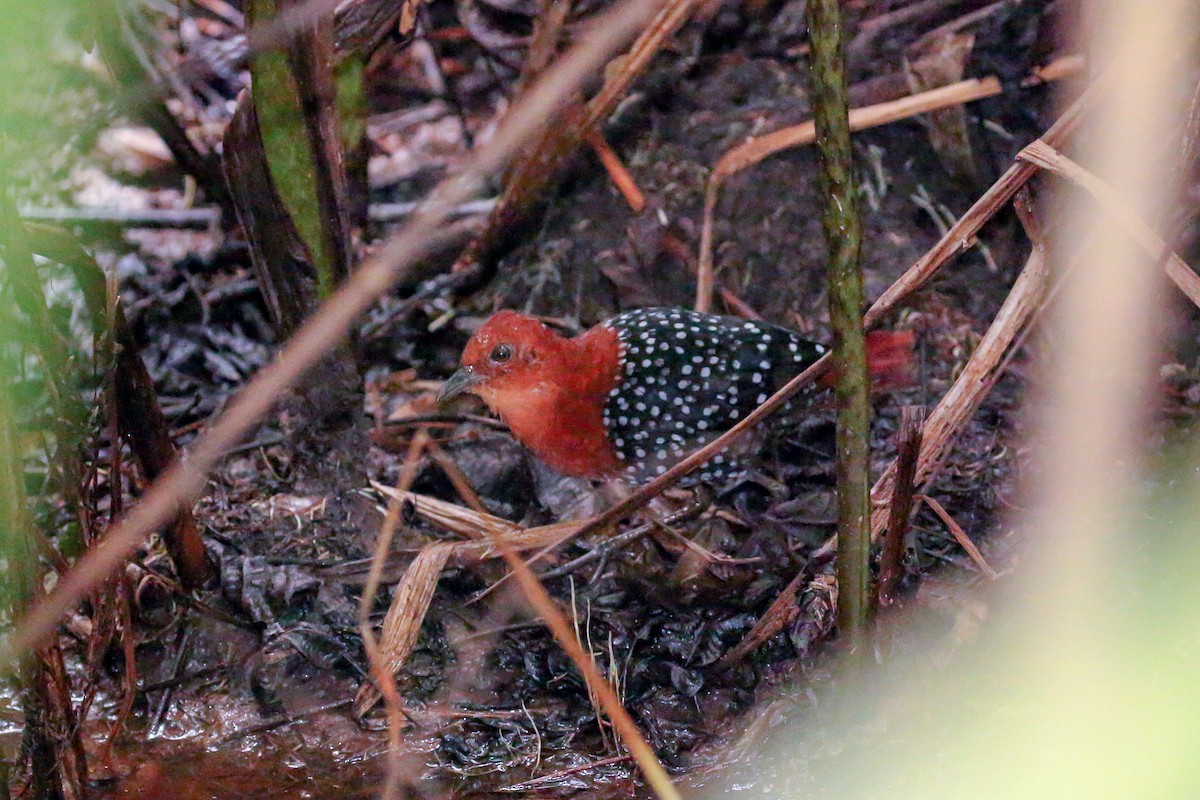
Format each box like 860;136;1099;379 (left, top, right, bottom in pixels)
439;307;913;487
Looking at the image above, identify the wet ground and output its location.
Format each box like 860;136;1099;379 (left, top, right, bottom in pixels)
20;0;1200;797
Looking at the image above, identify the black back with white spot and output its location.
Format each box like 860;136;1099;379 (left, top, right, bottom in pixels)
600;307;826;486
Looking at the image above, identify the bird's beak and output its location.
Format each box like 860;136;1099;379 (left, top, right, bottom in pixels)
438;366;484;403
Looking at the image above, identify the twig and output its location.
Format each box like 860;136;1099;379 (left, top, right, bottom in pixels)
357;427;428;797
865;245;1049;540
428;442;488;515
16;199;496;230
149;621;194;735
500;754;633;793
214;698;354;744
537;494;709;580
877;406;925;606
915;494;997;578
454;0;700;283
484;511;682;800
588;131;647;212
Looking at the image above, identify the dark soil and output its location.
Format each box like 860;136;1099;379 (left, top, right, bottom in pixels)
17;1;1155;797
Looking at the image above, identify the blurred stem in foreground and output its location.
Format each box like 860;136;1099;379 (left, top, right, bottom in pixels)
247;0;353;299
231;0;365;428
804;0;871;651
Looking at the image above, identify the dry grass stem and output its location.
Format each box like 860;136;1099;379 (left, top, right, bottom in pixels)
865;245;1050;540
358;429;429;798
877;406;926;606
916;494;998;578
427;442;488;514
588;130;647;212
351;484;595;714
485;525;682;800
462;0;698;273
363;478;679;796
353;541;454;717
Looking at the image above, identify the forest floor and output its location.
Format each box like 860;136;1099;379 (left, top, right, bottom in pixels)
12;0;1200;797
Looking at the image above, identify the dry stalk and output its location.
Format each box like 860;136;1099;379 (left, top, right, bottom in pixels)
483;516;682;800
865;245;1050;539
916;494;997;578
361;473;683;799
588;130;647;212
353;541;454;717
877;406;925;606
358;428;428;799
457;0;700;277
695;54;1084;312
352;481;594;716
427;442;488;515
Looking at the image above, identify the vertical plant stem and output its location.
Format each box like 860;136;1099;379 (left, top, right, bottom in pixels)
247;0;344;297
878;406;925;606
804;0;871;652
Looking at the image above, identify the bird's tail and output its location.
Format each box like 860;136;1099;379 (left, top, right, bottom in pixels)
817;330;916;391
865;329;916;391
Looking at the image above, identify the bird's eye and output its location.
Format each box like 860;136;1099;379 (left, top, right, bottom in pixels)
490;344;513;363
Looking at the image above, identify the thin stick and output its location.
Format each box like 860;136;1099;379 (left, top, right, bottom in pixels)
486;526;682;800
877;406;925;606
428;442;488;515
588;131;647;213
916;494;997;578
358;428;428;799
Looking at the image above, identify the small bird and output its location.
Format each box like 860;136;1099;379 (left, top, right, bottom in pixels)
439;307;912;486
